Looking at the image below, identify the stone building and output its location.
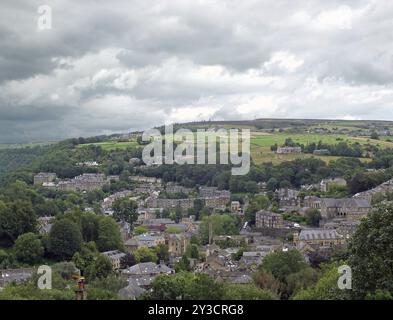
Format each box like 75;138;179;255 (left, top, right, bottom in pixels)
101;250;127;270
320;198;371;220
149;197;194;211
101;190;134;211
122;262;174;277
276;146;302;154
135;234;166;248
213;235;248;245
130;176;162;184
231;201;241;213
165;183;193;195
199;187;230;198
146;194;230;212
303;196;322;209
255;210;284;229
275;188;300;210
34;172;57;186
293;229;345;250
166;233;189;257
57;173;106;192
322;219;361;239
142;218;175;232
239;251;266;266
203;195;230;209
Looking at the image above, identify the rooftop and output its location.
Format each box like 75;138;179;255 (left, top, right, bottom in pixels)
298;229;343;241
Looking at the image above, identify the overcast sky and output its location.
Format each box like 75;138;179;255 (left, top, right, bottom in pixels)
1;0;393;142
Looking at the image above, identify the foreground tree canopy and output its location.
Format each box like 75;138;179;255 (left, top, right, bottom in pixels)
349;204;393;298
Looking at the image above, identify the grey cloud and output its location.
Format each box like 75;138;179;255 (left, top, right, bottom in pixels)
1;0;393;142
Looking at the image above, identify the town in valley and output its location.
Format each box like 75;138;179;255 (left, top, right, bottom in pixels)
1;119;393;300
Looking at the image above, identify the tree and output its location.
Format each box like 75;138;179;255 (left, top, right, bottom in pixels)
200;214;240;244
166;225;182;234
253;269;281;296
262;250;308;283
49;219;82;260
0;249;11;268
223;284;277;300
92;254;113;279
147;272;224;300
366;290;393;300
261;249;309;298
14;233;44;265
112;198;138;225
305;208;321;227
293;263;351;300
96;216;123;251
0;201;37;245
185;244;199;259
174;205;182;223
193;198;205;220
155;244;170;263
371;131;379;140
175;255;191;272
134;247;157;263
348;172;383;195
120;253;136;268
245;195;270;224
80;213;99;242
34;201;60;217
72;242;113;281
134;225;148;235
349;204;393;298
187;273;225;300
286;267;319;297
244;181;258;193
72;242;98;278
266;178;279;191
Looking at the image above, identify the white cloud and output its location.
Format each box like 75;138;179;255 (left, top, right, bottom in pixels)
264;51;304;73
315;5;353;30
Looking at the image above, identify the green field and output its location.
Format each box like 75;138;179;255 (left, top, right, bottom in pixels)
76;131;393;164
250;145;371;165
249;133;391;165
250;133;393;148
77;140;139;151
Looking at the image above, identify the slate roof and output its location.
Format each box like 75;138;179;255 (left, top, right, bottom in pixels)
136;234;165;242
101;250;126;260
122;262;174;275
321;198;371;208
118;284;146;300
256;210;282;217
230;274;253;284
298;229;343;241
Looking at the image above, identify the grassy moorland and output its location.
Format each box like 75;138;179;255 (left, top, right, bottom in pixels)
250;132;393;148
250;144;372;165
249;132;391;165
75;130;393;165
